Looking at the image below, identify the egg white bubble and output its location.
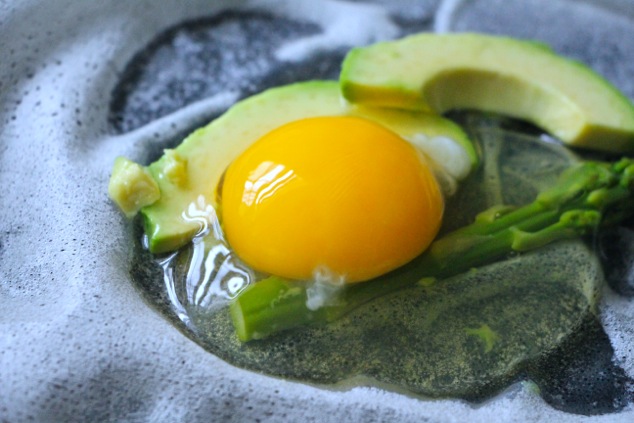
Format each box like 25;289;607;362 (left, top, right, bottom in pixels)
407;133;473;198
243;0;399;62
306;266;347;311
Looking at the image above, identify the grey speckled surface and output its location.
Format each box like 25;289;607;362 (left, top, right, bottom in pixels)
2;0;634;422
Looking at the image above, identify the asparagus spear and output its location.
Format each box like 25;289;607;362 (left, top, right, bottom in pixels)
230;159;634;342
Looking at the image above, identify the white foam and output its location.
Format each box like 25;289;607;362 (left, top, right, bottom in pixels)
600;287;634;380
244;0;399;62
434;0;466;33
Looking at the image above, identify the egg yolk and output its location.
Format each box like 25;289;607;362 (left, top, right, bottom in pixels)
221;116;443;283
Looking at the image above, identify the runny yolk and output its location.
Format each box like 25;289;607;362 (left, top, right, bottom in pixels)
221;116;444;283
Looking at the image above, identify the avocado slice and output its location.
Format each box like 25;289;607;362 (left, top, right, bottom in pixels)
108;157;161;218
111;80;477;254
340;33;634;152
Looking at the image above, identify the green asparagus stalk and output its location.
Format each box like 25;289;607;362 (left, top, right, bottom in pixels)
230;159;634;342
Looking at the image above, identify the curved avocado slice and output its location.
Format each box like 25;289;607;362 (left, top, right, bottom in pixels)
116;80;476;254
340;33;634;153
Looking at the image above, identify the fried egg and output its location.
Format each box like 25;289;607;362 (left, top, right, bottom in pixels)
221;115;444;283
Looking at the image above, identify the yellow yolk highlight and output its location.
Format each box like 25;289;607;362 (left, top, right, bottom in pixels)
221;116;444;283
